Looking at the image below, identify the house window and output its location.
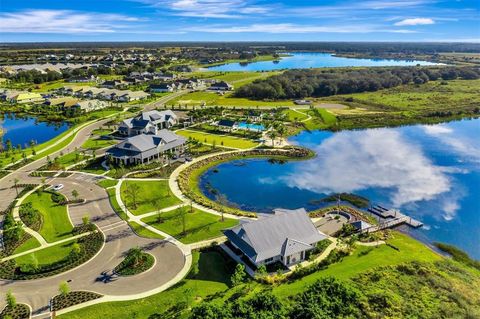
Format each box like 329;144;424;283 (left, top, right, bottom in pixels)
264;257;274;264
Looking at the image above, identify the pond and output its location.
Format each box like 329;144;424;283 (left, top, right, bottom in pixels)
0;113;71;149
199;118;480;258
206;52;442;72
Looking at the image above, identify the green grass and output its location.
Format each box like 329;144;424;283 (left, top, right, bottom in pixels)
15;240;77;266
58;250;233;319
170;91;295;108
283;109;309;122
24;191;74;243
272;232;442;298
142;208;238;244
31;80;95;92
13;237;41;255
96;179;118;189
128;221;165;240
343;79;480;111
302;108;338;130
120;180;182;216
106;188;127;220
176;129;259;149
55;151;87;167
81;138;118;150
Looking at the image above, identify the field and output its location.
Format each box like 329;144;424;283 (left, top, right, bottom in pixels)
13;237;41;255
81;138;117;150
342;79;480;113
141;208;238;244
24;191;74;243
170;91;295;108
120;180;182;215
128;221;165;240
58;250;233;319
176;129;259;149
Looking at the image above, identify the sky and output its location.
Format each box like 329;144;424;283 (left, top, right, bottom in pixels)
0;0;479;42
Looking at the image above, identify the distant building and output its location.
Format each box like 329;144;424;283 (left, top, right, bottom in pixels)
223;208;327;267
106;130;186;165
210;81;234;91
118;110;178;136
101;80;125;89
149;83;176;93
66;75;98;83
10;92;44;104
217;119;237;131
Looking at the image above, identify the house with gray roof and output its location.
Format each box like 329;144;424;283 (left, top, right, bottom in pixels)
106;129;186;165
118;110;178;137
223;208;327;267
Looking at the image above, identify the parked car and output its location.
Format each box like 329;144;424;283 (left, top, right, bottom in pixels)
52;184;64;191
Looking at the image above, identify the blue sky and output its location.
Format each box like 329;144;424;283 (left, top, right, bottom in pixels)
0;0;479;42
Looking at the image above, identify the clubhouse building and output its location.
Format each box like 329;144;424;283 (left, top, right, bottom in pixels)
118;110;178;137
223;208;327;267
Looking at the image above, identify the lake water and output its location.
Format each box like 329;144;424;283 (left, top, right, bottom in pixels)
0;114;70;149
206;52;442;72
200;119;480;258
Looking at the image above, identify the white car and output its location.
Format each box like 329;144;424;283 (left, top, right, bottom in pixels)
52;184;64;191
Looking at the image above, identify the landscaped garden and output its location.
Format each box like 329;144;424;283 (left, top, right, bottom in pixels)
141;207;238;244
114;247;155;276
120;180;182;216
23;190;74;242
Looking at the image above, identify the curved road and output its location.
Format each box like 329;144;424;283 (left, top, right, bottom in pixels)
0;105;186;317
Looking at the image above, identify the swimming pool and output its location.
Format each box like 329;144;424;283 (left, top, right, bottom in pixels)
237;122;265;131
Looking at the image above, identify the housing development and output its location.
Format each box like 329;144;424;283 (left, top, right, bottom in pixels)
0;1;479;319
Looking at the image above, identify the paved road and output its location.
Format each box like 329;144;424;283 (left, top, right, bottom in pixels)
0;100;188;317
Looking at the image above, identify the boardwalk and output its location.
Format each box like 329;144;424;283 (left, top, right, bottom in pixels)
365;205;423;232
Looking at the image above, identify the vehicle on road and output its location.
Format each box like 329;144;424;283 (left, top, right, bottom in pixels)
52;184;64;191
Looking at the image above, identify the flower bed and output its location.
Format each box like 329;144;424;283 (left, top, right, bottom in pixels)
0;303;30;319
177;146;312;217
0;230;104;280
51;291;103;311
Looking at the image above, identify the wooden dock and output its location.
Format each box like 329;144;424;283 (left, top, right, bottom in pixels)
364;205;423;233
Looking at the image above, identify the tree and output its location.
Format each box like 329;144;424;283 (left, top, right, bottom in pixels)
71;189;79;201
175;206;188;236
59;281;70;296
126;247;143;267
5;290;16;309
124;183;141;210
267;129;277;148
82;215;90;226
215;194;228;222
230;263;246;286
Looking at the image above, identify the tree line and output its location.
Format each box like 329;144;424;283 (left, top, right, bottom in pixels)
234;66;480;100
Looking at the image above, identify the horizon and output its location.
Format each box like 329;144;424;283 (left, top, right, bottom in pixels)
1;0;479;43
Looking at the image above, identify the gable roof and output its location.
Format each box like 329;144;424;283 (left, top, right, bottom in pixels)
224;209;326;263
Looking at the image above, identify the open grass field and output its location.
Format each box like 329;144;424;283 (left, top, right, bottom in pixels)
31;80;95;92
120;180;181;216
96;179;118;189
170;91;295;108
343;79;480;112
15;240;77;266
176;129;259;149
81;137;117;150
58;250;233;319
106;188;127;220
24;191;74;243
283;109;310;122
142;208;238;244
272;232;442;298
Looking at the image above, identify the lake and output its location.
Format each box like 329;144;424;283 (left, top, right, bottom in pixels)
200;119;480;258
206;52;442;72
0;113;70;149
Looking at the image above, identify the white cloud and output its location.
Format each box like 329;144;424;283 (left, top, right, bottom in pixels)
394;18;435;26
0;10;140;33
280;129;451;207
185;23;417;34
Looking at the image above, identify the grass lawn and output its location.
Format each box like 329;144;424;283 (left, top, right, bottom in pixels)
128;221;165;240
15;240;76;266
302;108;338;130
31;80;95;92
283;109;310;122
170;91;295;108
13;237;41;255
141;208;238;244
58;250;233;319
24;191;74;243
97;179;118;189
56;151;88;167
81;138;118;150
120;180;181;216
272;232;442;298
176;129;259;149
106;188;127;220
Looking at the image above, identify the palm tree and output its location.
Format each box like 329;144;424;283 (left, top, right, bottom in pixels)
71;189;79;201
13;178;19;197
126;247;143;267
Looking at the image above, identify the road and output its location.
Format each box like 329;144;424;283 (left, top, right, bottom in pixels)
0;93;188;317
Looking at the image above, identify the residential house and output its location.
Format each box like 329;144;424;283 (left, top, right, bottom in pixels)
101;80;126;89
118;110;178;136
73;100;110;112
11;92;44;104
106;130;186;165
149;83;176;93
66;75;98;83
117;91;149;102
223;208;327;267
210;81;234;91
